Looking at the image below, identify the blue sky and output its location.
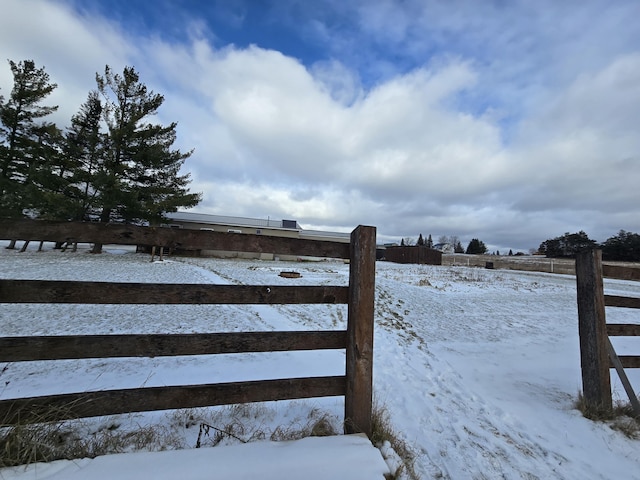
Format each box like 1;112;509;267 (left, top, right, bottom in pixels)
2;0;640;251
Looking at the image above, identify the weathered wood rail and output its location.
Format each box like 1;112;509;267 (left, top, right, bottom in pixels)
576;249;640;413
0;219;376;436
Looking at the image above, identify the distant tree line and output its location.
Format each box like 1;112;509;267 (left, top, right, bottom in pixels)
0;59;201;252
401;233;487;255
398;229;640;262
539;230;640;262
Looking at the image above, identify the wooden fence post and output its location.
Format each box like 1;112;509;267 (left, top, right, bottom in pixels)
576;249;612;411
344;225;376;437
345;225;376;437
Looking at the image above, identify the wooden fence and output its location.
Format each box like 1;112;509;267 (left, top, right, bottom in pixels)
0;219;377;436
576;249;640;414
383;245;442;265
444;253;640;278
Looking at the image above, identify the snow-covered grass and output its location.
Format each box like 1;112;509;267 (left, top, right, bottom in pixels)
1;242;640;479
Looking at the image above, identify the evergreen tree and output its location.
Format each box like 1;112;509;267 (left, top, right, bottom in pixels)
426;234;433;248
27;121;66;219
538;231;597;258
64;90;104;221
0;60;58;217
90;65;201;252
601;230;640;262
417;233;424;246
466;238;488;254
454;241;465;253
509;249;513;256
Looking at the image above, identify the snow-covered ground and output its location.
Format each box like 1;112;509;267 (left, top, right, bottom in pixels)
1;243;640;479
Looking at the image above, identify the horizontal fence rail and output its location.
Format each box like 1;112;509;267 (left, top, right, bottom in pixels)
602;264;640;282
0;219;377;436
0;218;350;259
606;324;640;336
0;377;347;425
604;295;640;309
0;280;349;305
0;331;348;362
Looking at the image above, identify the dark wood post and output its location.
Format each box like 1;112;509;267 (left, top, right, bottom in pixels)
576;249;612;411
345;225;376;437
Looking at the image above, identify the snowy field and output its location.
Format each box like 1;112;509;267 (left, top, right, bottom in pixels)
1;243;640;479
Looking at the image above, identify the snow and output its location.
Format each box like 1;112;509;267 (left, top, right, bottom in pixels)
0;434;387;480
1;243;640;479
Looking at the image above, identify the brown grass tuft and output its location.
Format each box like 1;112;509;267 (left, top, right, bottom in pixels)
369;401;418;480
575;392;640;439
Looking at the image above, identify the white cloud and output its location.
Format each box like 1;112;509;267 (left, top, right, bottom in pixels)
0;0;132;126
310;59;363;106
511;52;640;216
1;0;639;252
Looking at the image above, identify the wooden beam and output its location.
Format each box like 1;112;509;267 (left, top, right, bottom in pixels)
0;280;348;305
606;324;640;336
0;218;350;259
575;250;612;410
0;376;347;426
0;331;348;362
603;264;640;281
345;225;376;437
612;356;640;369
605;295;640;309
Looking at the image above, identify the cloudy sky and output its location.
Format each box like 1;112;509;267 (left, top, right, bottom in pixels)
2;0;639;251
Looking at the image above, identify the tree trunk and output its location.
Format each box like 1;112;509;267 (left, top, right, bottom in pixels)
92;208;112;254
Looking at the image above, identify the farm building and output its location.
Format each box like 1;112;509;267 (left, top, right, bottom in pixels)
162;212;351;260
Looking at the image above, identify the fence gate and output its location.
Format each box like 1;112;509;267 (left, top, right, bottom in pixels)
576;249;640;414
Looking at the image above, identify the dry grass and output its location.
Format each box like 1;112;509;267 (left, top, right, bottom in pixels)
170;404;341;448
1;412;181;468
2;400;414;479
5;400;344;467
575;392;640;439
369;401;418;480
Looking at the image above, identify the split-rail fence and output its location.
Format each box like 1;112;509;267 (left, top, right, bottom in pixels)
0;219;376;437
